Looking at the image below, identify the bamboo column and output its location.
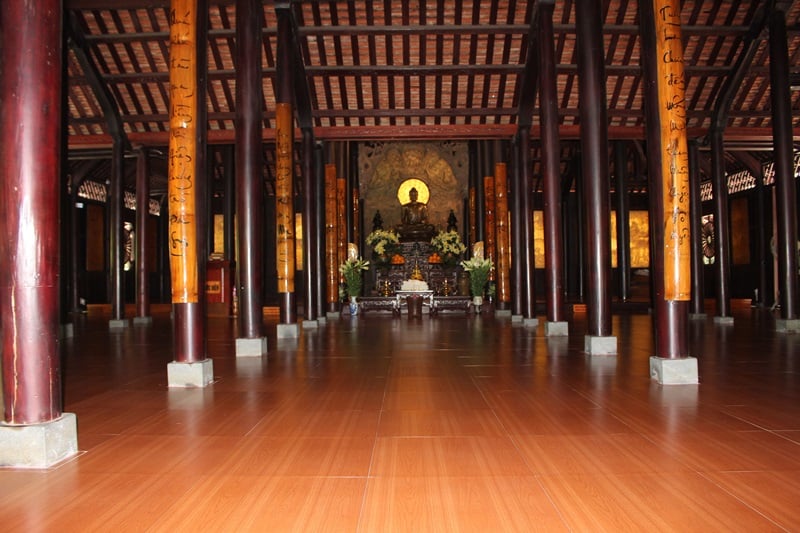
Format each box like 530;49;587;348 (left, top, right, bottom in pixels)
275;8;296;326
301;129;318;322
167;0;210;381
483;176;496;284
337;177;347;267
325;164;340;312
494;163;511;310
640;0;696;382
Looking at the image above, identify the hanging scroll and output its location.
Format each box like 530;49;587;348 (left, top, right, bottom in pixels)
654;0;691;300
167;0;198;304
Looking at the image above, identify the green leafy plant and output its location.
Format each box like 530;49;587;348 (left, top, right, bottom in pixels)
460;256;494;297
339;257;370;298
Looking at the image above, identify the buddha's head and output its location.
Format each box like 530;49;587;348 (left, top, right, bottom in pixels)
409;187;418;202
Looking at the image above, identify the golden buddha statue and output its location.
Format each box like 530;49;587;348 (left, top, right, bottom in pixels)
397;187;436;241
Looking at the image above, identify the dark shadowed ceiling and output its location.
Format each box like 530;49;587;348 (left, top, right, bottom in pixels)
62;0;800;197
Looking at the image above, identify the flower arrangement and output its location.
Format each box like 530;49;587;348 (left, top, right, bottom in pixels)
366;229;400;257
339;257;370;298
430;230;467;258
460;256;494;297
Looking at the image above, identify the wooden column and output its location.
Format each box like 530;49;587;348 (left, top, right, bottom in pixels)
337;178;347;267
640;0;692;359
301;129;317;321
0;0;64;423
494;163;511;309
236;0;264;337
222;145;235;262
576;0;613;340
710;129;732;319
509;138;525;317
325;164;340;312
688;141;706;316
519;128;537;320
613;141;631;302
538;1;565;324
136;148;151;319
769;7;799;322
314;143;328;318
109;142;125;322
168;0;204;362
275;7;296;325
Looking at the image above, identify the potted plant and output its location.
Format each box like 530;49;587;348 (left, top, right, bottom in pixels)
460;256;493;309
430;230;467;267
339;257;370;315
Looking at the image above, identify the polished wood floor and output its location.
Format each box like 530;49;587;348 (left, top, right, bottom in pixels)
2;303;800;531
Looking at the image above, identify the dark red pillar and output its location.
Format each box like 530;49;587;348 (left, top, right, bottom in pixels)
688;141;706;317
538;1;565;327
769;8;799;323
613;141;631;302
518;128;537;321
576;0;613;340
235;0;265;339
710;129;733;320
302;129;318;322
0;0;63;423
135;148;151;320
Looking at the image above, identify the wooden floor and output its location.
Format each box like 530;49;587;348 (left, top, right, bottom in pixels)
2;304;800;531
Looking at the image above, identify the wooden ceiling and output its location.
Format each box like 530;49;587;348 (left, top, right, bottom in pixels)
63;0;800;191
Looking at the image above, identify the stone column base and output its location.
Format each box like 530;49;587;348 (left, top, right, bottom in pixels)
511;314;523;323
545;321;569;336
326;311;341;319
133;316;153;326
585;334;617;355
495;309;512;318
277;323;300;338
61;323;74;339
650;356;699;384
523;317;539;329
109;318;130;329
317;316;327;325
714;316;734;325
689;312;706;320
775;318;800;333
167;359;214;388
0;413;78;468
302;319;319;329
236;337;267;357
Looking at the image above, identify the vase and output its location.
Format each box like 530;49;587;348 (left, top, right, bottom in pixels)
349;296;359;316
472;295;483;313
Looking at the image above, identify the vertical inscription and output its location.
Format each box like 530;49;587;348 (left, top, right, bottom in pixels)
325;164;339;305
655;0;691;300
167;0;198;303
275;103;295;293
494;163;511;303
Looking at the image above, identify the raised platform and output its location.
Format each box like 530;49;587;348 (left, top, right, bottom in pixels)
358;295;472;316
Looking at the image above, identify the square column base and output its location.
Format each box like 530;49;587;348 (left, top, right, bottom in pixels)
326;311;341;319
545;321;569;336
277;323;300;339
585;335;617;355
61;323;74;339
650;356;699;384
133;316;153;326
317;316;327;325
714;316;734;325
0;413;78;468
523;317;539;329
167;359;214;388
109;318;130;329
775;318;800;333
495;309;512;318
302;319;320;329
511;314;523;323
689;313;706;320
236;337;267;357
